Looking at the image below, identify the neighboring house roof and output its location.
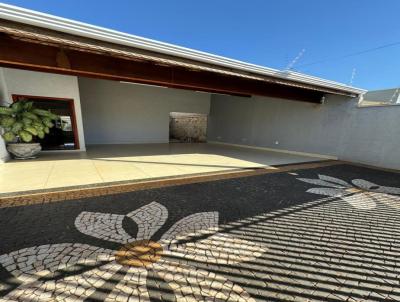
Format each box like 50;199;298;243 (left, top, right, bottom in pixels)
0;3;366;96
360;88;400;107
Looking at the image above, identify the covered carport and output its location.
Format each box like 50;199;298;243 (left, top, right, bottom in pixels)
0;4;363;196
0;6;361;103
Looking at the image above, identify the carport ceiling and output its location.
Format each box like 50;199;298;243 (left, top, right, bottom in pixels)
0;20;353;103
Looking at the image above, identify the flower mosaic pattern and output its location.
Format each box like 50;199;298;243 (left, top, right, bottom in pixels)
297;174;400;210
0;202;266;301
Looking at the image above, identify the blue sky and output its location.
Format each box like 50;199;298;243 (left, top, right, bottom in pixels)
2;0;400;90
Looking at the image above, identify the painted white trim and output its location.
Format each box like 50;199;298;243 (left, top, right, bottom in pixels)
86;139;170;145
0;68;10;102
208;141;338;160
0;3;366;95
0;68;10;162
0;153;10;163
40;149;85;153
357;103;400;108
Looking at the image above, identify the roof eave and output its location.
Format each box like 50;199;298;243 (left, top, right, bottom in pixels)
0;3;367;96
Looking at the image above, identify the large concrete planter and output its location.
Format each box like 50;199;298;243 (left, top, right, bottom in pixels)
7;143;42;159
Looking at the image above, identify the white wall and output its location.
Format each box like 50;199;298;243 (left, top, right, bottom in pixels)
79;77;211;144
0;68;86;151
0;68;10;162
208;94;400;170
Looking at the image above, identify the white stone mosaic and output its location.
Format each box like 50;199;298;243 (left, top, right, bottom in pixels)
297;174;400;210
104;267;149;302
2;262;121;301
0;243;114;283
161;212;219;245
127;201;168;241
0;202;264;301
75;212;132;243
341;192;377;210
166;232;266;265
154;260;256;302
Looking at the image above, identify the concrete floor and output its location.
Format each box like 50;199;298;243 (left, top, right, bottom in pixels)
0;143;322;194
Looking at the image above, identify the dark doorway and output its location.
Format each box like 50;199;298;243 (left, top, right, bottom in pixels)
12;95;79;150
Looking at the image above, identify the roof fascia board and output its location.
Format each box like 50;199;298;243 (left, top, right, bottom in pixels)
0;3;366;95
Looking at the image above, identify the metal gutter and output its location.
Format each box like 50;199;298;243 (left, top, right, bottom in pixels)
0;3;367;95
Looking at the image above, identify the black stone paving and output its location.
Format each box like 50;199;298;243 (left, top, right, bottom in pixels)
0;164;400;301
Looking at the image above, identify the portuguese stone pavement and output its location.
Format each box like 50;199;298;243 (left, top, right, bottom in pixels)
0;163;400;301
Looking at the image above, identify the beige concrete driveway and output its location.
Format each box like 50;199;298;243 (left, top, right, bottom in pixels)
0;143;322;194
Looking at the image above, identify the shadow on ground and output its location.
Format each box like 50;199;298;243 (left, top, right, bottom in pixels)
0;163;399;301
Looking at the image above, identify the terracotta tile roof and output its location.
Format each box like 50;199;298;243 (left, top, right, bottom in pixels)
0;21;354;96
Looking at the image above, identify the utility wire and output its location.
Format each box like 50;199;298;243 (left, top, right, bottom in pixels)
349;68;356;85
285;48;306;70
295;40;400;69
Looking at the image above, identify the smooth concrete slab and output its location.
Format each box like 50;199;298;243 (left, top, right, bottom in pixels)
0;143;323;194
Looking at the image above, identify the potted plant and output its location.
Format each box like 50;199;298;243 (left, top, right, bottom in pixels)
0;100;59;159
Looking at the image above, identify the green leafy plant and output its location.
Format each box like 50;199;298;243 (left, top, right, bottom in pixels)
0;100;59;143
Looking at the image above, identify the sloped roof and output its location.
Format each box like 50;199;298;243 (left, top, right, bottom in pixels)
0;3;366;96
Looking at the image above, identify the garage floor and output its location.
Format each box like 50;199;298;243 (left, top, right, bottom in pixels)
0;143;324;195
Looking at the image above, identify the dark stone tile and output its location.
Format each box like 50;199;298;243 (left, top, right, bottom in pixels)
0;164;399;301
